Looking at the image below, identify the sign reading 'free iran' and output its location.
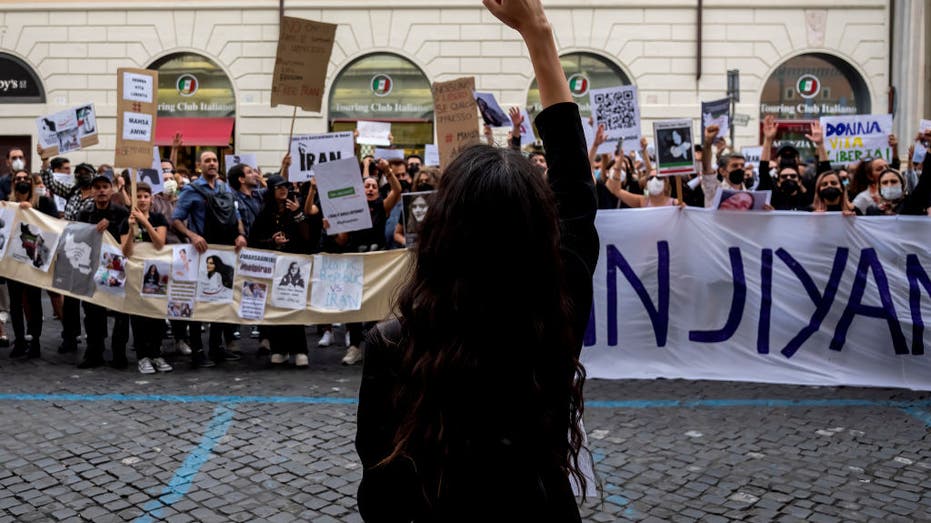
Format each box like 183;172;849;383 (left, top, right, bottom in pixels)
271;16;337;112
820;114;893;163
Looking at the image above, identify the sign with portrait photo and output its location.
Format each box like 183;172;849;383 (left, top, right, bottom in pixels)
652;119;696;177
271;256;311;310
473;92;509;127
35;103;99;157
401;191;434;247
711;188;772;211
195;250;236;303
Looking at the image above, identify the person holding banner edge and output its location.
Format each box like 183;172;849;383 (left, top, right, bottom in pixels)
355;0;596;519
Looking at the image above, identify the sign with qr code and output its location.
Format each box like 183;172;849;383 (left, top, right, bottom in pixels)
652;119;696;177
589;85;640;144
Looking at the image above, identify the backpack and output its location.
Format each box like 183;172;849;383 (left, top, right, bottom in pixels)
189;183;239;244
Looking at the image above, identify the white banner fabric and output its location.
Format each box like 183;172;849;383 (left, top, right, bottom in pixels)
581;207;931;390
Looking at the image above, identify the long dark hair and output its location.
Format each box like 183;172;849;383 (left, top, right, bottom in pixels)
206;255;234;289
385;144;587;502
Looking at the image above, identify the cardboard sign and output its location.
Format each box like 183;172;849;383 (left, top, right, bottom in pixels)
115;68;158;168
820;114;893;163
313;157;373;235
433;77;480;167
36;103;99;158
356;121;391;146
288;131;355;182
270;16;337;112
589;85;640;144
701;98;731;140
652;119;695;177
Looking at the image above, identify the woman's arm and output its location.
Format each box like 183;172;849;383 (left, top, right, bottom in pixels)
640;136;653;174
381;161;402;213
393;222;406;246
605;175;643;208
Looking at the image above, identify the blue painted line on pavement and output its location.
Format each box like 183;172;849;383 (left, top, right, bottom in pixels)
133;404;236;523
1;392;931;410
902;407;931;427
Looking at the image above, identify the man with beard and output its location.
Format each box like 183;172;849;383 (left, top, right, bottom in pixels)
172;151;248;368
699;125;747;208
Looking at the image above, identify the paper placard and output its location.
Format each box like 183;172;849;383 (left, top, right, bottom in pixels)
589;85;640;144
167;281;195;319
289;131;355;182
433;77;480;167
310;254;363;311
473;92;509;127
238;281;268;321
271;256;311;310
701;98;731;140
0;206;15;260
135;168;163;195
10;222;60;272
52;223;102;298
271;16;337;112
820;114;893;163
171;245;198;282
225;153;258;173
741;146;763;165
238;248;277;279
582;117;618;156
141;260;170;297
517;107;536;146
36;103;99;158
196;250;236;303
710;188;772;211
424;144;440;167
653;119;696;177
115;68;158;168
373;148;405;161
401;191;434;247
356;121;391;146
313;157;373;235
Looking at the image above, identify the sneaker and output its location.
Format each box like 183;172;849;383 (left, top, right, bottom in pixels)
250;327;260;339
345;332;351;347
152;357;173;372
192;352;216;368
342;345;363;365
175;339;192;356
318;330;333;347
295;354;309;367
138;357;156;374
270;353;288;364
233;330;241;340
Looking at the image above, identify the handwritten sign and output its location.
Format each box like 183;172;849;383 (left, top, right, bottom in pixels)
820;114;893;163
115;68;158;168
433;76;480;167
310;254;364;311
271;16;337;112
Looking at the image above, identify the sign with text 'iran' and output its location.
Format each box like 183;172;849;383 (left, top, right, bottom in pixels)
288;131;355;182
820;114;892;163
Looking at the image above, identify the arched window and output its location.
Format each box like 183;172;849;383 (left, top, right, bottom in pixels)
760;53;870;120
328;53;433;151
526;52;631;117
0;52;45;103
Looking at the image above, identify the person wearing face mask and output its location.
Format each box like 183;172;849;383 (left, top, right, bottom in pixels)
865;159;931;216
700;124;748;207
757;115;833;211
810;171;858;215
605;169;679;208
2;147;28;201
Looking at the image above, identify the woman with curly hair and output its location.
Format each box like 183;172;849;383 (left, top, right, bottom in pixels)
355;0;598;520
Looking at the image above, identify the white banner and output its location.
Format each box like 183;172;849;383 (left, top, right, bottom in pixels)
582;208;931;390
289;131;355;182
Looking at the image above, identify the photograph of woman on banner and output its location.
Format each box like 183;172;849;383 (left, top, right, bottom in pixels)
395;191;434;247
718;191;755;211
201;255;234;296
76;105;96;136
278;261;305;288
810;171;858;215
141;262;168;295
172;246;197;281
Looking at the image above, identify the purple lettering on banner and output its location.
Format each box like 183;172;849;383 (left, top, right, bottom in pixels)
757;249;773;355
606;242;670;347
777;247;849;359
906;254;931;356
689;247;745;343
583;304;596;347
831;248;908;354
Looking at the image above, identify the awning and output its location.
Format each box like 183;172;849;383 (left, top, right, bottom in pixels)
155;117;234;146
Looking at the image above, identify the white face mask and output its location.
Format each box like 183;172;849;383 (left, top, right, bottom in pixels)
646;177;665;196
11;159;25;171
35;187;47;198
881;185;903;201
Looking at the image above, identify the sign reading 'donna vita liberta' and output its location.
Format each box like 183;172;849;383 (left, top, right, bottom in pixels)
115;68;158;168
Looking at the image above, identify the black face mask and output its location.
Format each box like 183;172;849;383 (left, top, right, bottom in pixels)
728;169;745;185
14;182;31;194
399;180;412;193
416;183;434;192
819;187;841;201
780;179;799;194
407;164;420;177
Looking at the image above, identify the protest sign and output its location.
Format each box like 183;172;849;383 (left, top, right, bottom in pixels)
270;16;337;112
433;77;480;167
167;280;196;318
225;153;258;174
0;206;14;259
36;103;98;157
582;116;617;156
710;188;772;211
424;144;440;167
141;260;169;297
921;119;931;132
115;68;158;168
310;254;364;312
288;131;355;182
653;119;696;176
313;157;373;235
741;146;763;165
373;148;405;161
10;222;60;272
271;256;311;310
517;107;536;146
401;191;434;247
589;85;640;144
820;114;893;163
239;281;268;321
152;146;161;170
171;245;198;282
52;223;102;297
196;250;236;303
701;98;730;140
473;92;509;127
95;244;126;296
238;249;276;279
135;168;163;195
914;143;927;164
356;121;391;146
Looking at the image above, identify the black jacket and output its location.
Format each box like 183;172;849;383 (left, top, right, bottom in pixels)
355;102;598;522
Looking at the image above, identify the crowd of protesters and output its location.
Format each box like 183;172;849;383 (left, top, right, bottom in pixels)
1;109;929;374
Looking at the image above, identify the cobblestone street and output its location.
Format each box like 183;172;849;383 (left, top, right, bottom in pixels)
1;323;930;522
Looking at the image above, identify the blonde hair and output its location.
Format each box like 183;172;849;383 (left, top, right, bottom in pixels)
811;171;854;212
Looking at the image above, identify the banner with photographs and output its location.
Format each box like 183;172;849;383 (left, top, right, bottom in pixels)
36;103;99;157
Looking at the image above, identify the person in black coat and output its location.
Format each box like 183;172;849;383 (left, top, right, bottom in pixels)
354;1;599;521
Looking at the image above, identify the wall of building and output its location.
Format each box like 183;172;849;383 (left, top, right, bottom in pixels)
0;1;894;170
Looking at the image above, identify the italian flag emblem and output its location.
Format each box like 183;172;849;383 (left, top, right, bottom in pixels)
177;74;198;96
371;75;393;96
796;74;820;99
568;74;589;97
